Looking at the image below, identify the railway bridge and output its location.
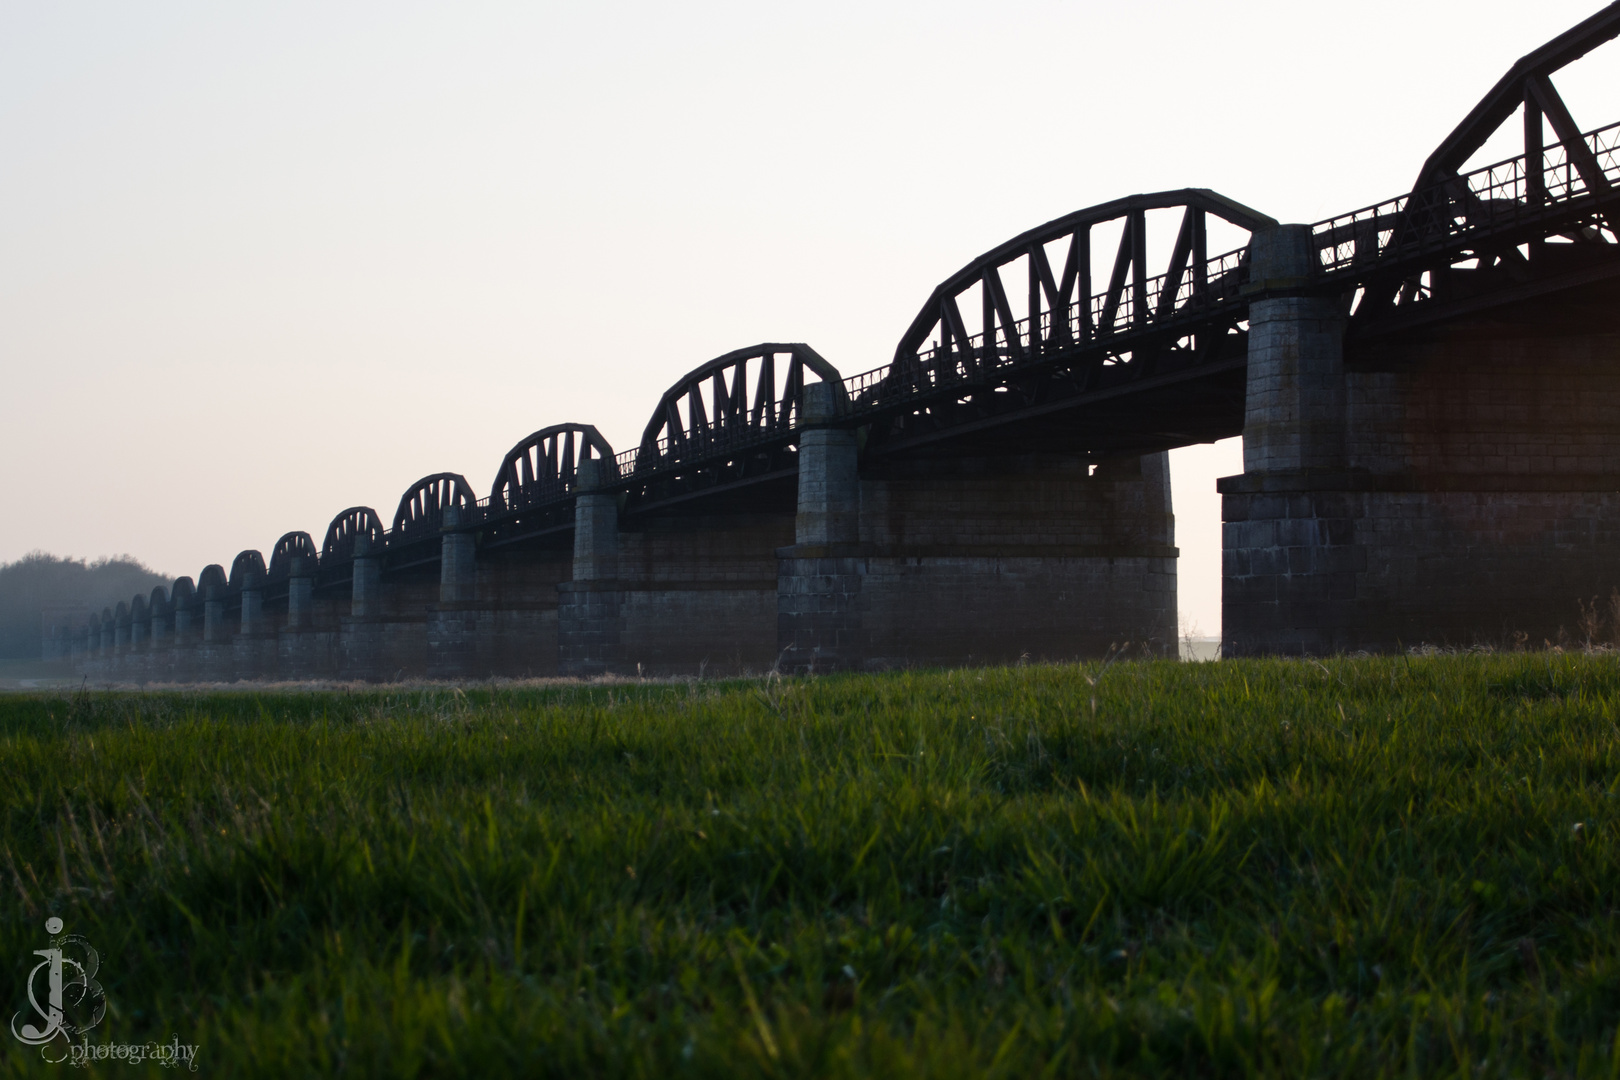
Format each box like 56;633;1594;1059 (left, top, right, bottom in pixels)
57;5;1620;676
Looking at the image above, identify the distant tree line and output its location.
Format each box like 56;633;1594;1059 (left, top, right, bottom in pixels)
0;552;170;659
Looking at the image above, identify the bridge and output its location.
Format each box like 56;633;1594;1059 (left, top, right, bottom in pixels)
58;5;1620;676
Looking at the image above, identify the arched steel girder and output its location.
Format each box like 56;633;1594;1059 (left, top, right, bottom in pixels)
1410;2;1620;252
890;189;1277;373
492;424;614;510
635;343;845;472
1415;2;1620;194
268;531;317;579
170;577;196;609
618;343;844;511
229;550;267;589
322;507;384;562
1321;5;1620;324
197;564;227;599
393;473;476;537
851;191;1272;454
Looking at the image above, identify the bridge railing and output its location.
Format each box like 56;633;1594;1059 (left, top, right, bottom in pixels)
613;445;643;477
1313;119;1620;276
611;417;800;483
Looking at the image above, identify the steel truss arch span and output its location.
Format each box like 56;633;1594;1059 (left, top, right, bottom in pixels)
636;343;845;469
268;532;317;579
1316;3;1620;325
1414;3;1620;194
851;190;1276;453
169;577;195;609
891;189;1277;372
322;507;384;562
230;550;267;589
197;565;227;597
492;424;614;510
393;473;476;537
618;343;844;510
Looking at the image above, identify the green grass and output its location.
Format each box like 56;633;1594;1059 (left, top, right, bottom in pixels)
2;655;1620;1077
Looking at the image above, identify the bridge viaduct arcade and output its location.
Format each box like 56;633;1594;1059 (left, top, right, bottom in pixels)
54;5;1620;677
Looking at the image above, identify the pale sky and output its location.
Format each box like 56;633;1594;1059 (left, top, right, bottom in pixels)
3;0;1614;637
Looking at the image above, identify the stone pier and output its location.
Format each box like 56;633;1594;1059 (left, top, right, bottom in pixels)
1223;224;1620;653
557;456;785;677
778;383;1180;671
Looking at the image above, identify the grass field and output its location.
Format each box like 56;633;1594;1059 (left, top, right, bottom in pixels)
2;655;1620;1077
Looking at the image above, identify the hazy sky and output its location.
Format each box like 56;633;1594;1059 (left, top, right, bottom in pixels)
3;0;1615;637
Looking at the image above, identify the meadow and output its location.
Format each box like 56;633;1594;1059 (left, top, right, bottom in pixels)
2;654;1619;1077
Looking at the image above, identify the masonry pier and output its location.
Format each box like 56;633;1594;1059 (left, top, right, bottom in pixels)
1223;223;1620;653
780;380;1179;671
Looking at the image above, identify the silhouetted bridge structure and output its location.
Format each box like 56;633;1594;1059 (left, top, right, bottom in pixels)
60;6;1620;676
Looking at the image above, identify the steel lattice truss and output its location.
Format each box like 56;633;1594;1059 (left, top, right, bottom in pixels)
228;550;266;589
197;564;226;598
491;425;613;510
268;532;316;579
1314;4;1620;332
321;507;384;562
380;473;479;573
614;343;845;511
476;424;615;549
845;190;1274;453
393;473;476;537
